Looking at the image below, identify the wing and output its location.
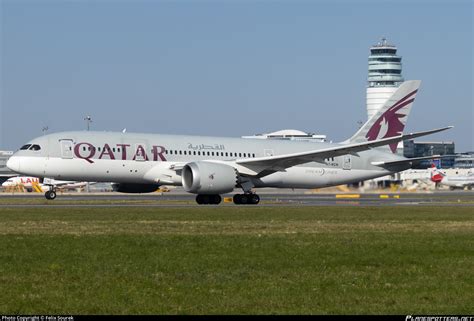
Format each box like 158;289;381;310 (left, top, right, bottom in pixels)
236;126;452;177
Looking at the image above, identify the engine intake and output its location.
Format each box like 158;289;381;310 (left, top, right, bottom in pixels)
182;161;238;194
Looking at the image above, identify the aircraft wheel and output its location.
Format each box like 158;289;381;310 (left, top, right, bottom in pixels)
250;194;260;205
233;194;242;204
196;195;204;205
196;194;221;205
45;191;51;200
49;191;57;200
211;194;222;205
233;194;259;205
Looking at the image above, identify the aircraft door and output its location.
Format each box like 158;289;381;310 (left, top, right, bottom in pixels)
132;141;150;162
342;155;352;170
264;149;274;157
60;139;74;159
133;143;148;162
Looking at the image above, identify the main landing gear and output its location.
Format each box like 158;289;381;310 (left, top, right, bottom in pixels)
45;187;57;200
233;193;260;205
196;194;222;205
194;193;260;205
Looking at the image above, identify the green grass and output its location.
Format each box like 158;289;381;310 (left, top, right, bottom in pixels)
0;206;472;314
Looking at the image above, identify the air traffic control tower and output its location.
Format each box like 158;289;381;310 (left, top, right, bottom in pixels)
366;38;404;119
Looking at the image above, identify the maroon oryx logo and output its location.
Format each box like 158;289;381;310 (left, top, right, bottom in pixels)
366;89;417;153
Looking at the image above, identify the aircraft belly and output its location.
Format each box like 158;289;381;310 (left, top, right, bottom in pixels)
256;166;392;189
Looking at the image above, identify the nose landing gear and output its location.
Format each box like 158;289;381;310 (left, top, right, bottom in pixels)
45;187;57;200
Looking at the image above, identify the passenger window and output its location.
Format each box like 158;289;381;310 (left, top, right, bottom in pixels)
179;151;182;155
239;153;242;157
207;152;210;156
243;153;246;157
83;147;86;152
20;144;31;150
253;153;255;157
225;152;228;157
198;151;201;156
193;151;196;155
113;148;116;152
212;152;214;156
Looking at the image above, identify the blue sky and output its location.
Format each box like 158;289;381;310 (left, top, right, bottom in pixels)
1;0;472;151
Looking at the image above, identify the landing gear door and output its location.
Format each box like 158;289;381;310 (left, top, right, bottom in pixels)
343;155;352;170
60;139;74;159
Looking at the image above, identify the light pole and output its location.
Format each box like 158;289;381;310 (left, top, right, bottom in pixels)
83;115;92;193
84;115;92;131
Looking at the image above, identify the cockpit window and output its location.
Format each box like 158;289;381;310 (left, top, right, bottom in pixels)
20;144;31;150
29;145;41;151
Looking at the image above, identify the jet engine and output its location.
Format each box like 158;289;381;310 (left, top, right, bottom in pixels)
182;161;238;194
112;183;160;193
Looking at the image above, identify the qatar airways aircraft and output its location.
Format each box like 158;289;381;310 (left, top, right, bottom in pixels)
7;80;451;204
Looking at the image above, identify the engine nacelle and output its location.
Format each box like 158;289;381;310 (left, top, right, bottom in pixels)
182;161;238;194
112;183;160;194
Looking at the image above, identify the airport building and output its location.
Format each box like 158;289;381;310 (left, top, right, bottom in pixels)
403;140;456;169
366;38;404;120
453;152;474;169
366;38;405;155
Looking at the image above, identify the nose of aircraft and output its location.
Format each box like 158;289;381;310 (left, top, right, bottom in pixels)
6;156;20;172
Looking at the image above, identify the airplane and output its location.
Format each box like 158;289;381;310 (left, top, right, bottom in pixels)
7;80;452;204
430;164;474;190
1;176;90;192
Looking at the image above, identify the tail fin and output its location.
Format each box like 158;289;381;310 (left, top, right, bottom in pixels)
346;80;421;153
429;163;444;183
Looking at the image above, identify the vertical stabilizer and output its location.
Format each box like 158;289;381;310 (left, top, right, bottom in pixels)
347;80;421;153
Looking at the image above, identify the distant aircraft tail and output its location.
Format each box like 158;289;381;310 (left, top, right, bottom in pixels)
429;163;445;183
346;80;421;153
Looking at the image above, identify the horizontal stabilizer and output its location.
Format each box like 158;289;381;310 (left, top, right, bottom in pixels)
371;155;445;167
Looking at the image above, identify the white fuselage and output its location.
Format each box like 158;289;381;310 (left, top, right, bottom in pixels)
439;175;474;188
7;131;407;191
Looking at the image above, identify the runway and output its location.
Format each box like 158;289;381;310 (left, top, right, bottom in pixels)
1;190;473;207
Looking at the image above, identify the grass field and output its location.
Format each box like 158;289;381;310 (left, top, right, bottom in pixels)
0;206;472;314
